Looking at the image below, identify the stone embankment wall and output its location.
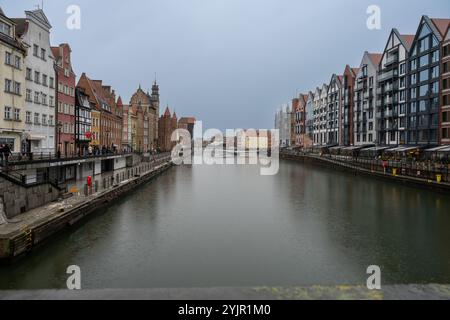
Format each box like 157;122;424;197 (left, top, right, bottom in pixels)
0;178;60;220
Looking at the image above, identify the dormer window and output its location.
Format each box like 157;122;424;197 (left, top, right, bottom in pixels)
0;21;11;37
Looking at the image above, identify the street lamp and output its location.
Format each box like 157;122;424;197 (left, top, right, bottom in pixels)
57;122;62;158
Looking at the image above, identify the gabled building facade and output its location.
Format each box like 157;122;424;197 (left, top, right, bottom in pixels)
407;16;450;146
314;84;329;146
77;73;122;151
341;65;358;146
290;97;299;146
158;107;177;152
377;29;414;146
0;7;26;152
327;74;342;146
74;87;92;155
14;9;56;154
354;52;382;146
442;23;450;144
52;43;76;156
304;91;315;148
294;94;308;147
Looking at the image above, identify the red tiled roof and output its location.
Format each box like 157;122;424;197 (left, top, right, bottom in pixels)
351;68;359;77
368;53;383;66
400;34;415;49
431;18;450;37
50;47;59;59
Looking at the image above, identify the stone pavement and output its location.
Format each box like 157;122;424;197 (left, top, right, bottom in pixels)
0;285;449;300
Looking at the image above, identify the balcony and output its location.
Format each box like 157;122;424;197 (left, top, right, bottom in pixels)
384;54;399;68
363;91;373;99
386;121;399;131
378;69;399;82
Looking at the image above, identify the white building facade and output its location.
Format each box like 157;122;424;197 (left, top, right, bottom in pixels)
377;29;412;146
354;52;382;146
14;10;56;154
275;104;291;147
327;74;342;146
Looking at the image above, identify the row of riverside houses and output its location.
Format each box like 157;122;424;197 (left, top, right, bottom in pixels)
0;7;195;158
275;16;450;150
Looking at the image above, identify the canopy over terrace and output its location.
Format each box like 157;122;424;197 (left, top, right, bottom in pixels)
384;146;424;159
341;144;375;156
329;146;345;154
360;146;391;158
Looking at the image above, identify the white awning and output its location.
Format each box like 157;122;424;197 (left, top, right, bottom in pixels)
425;146;448;152
438;146;450;153
29;135;46;141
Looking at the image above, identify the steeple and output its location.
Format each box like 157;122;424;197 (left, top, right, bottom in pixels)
164;106;171;117
152;80;159;97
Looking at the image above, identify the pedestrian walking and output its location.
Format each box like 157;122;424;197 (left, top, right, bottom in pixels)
0;144;4;166
3;144;12;165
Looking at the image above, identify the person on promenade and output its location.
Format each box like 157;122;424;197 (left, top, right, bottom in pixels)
0;144;4;166
3;144;12;165
88;145;93;157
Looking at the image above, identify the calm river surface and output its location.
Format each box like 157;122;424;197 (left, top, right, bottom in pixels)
1;160;450;289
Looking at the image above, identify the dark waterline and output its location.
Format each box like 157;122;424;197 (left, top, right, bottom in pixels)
1;160;450;289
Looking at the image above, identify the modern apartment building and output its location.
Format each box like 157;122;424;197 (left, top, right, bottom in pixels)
354;52;382;146
52;43;76;156
407;16;450;146
341;65;358;146
314;84;328;146
304;92;315;148
14;9;56;154
326;74;342;146
0;7;26;152
439;22;450;144
377;29;414;146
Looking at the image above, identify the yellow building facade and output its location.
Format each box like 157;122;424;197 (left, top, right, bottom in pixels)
0;8;27;152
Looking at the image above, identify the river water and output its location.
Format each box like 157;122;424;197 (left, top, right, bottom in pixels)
1;160;450;289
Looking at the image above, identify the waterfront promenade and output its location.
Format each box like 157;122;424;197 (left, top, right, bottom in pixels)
0;154;172;260
282;149;450;192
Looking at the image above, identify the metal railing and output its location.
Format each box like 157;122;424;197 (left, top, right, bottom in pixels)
281;150;450;184
0;149;164;166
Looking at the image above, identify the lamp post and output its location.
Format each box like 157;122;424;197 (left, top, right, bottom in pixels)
57;122;62;159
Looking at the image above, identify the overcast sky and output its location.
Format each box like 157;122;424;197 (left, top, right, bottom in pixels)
3;0;450;130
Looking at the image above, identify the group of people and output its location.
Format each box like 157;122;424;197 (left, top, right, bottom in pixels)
0;144;12;166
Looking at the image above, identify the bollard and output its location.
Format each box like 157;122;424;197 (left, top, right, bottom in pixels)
84;184;89;196
436;174;442;183
94;180;99;192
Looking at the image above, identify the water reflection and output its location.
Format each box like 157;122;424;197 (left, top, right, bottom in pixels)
0;160;449;289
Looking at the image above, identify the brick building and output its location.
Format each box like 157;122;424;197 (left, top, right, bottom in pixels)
178;117;196;139
77;73;122;151
52;43;76;156
158;107;178;152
